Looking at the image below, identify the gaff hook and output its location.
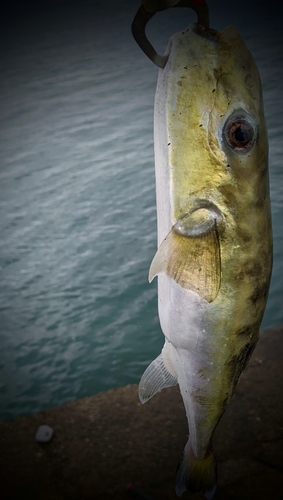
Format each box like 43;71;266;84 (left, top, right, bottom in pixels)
131;0;210;68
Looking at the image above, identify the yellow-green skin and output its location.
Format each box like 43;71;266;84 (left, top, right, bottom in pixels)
150;23;272;494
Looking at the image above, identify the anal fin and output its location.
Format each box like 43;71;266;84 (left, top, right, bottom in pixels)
139;348;177;404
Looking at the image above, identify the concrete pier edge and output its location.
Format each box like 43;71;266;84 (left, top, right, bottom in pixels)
0;326;282;499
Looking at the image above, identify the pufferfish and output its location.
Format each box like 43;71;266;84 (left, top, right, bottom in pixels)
132;2;273;497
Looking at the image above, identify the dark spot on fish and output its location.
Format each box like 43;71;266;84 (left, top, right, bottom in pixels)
258;158;268;175
227;164;230;168
212;89;216;92
226;341;256;387
220;114;224;117
246;262;262;277
238;227;252;244
232;269;245;286
197;369;205;378
168;143;171;146
191;390;216;408
235;324;258;337
184;65;188;69
249;281;270;305
254;197;265;209
228;102;230;105
218;184;238;211
199;124;203;127
208;394;232;436
219;394;229;414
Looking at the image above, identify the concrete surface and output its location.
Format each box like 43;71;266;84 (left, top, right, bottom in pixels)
0;327;283;499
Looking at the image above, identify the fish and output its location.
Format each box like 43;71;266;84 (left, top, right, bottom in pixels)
132;4;273;499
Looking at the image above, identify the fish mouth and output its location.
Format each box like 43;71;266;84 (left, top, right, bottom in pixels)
174;200;223;237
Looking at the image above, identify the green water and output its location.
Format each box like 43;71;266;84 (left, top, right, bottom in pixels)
0;0;282;420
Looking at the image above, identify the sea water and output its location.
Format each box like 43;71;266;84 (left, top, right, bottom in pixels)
0;0;282;420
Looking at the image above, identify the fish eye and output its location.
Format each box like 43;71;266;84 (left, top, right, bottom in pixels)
223;117;255;152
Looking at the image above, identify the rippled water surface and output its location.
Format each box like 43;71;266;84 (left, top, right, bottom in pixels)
0;1;282;420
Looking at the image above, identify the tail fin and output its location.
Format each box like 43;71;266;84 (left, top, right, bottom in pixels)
175;444;217;499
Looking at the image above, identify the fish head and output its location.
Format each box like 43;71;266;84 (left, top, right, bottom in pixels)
155;23;269;225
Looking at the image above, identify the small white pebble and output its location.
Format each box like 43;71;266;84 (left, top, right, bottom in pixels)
35;425;54;443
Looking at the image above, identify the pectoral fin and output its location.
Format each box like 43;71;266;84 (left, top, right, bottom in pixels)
149;209;221;303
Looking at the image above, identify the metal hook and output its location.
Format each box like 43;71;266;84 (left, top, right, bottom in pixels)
131;0;210;68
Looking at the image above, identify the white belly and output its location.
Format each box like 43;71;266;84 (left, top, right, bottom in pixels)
158;273;210;351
